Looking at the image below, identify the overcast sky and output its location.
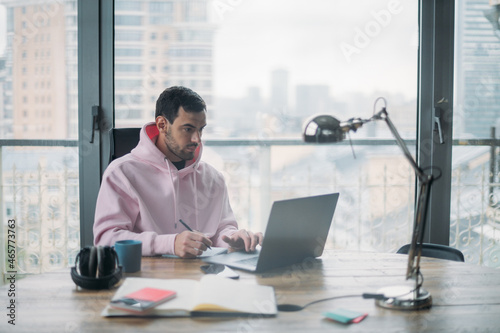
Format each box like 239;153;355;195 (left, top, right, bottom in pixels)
211;0;418;100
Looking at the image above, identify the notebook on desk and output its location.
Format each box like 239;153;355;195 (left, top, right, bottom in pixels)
203;192;339;272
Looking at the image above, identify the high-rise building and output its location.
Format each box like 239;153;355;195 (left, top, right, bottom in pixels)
0;0;76;139
270;68;289;112
114;0;215;127
0;55;8;138
455;0;500;138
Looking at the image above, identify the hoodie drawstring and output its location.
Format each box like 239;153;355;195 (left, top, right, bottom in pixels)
194;168;199;231
165;158;179;229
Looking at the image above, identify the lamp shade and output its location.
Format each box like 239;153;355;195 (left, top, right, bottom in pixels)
302;115;344;143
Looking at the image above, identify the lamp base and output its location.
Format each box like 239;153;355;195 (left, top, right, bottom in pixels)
375;285;432;311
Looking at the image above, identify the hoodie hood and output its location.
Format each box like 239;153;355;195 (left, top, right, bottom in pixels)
131;122;203;175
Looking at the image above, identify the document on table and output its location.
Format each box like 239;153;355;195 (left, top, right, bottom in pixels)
162;247;227;259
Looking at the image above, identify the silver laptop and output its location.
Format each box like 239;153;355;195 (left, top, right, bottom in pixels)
202;193;339;272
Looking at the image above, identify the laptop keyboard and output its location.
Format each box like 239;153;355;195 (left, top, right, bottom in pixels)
236;256;259;266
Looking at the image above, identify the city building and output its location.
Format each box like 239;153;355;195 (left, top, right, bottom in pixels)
0;55;8;138
270;68;289;113
455;0;500;138
0;0;74;139
114;0;215;128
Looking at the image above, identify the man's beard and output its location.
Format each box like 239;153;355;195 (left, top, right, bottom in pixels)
165;128;197;161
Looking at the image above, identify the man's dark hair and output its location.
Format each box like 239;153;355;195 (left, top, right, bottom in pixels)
155;86;206;124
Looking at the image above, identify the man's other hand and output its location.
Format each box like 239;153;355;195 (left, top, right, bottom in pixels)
222;229;263;252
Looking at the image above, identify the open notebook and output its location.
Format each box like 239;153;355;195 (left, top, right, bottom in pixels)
101;275;277;317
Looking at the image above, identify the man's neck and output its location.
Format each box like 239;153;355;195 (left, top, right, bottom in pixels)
171;159;186;170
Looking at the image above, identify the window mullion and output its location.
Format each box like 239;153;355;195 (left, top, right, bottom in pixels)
78;0;114;247
418;0;455;245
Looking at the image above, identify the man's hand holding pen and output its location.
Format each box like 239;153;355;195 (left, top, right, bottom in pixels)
174;219;213;258
174;230;213;258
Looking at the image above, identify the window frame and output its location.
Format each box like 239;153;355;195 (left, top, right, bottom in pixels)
417;1;454;244
78;0;114;247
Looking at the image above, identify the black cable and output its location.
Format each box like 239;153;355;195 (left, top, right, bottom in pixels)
277;294;365;312
278;293;401;312
302;294;363;309
278;273;425;312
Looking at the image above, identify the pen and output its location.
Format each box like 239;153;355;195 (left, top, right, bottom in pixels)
179;219;212;249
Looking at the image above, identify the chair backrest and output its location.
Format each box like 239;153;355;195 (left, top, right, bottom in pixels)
109;128;141;162
397;243;465;262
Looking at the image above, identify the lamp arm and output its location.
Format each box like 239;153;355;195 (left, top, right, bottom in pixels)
405;177;433;280
375;108;426;181
374;108;434;281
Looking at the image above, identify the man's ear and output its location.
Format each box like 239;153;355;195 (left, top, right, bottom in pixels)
155;116;168;133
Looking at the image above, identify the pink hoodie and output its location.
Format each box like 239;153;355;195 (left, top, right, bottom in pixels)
93;122;239;256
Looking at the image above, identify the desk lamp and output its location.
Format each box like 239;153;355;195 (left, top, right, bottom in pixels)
302;98;434;310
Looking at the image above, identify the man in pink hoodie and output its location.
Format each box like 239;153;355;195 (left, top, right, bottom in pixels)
93;86;263;257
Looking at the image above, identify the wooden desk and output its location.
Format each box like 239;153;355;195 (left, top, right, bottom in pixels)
2;250;500;332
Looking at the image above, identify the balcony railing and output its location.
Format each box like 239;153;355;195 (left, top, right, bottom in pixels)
0;140;79;280
1;134;499;282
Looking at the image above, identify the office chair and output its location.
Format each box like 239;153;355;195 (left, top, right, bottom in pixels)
109;127;141;162
396;243;465;262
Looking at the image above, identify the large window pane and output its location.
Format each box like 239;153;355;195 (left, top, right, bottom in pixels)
113;0;418;253
0;0;79;275
452;0;500;268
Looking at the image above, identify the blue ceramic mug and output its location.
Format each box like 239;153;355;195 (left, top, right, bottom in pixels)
114;240;142;273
